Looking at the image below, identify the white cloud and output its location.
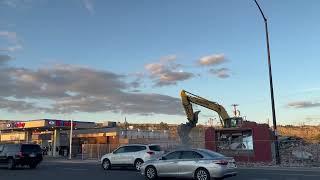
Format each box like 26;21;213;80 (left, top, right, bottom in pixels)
0;31;22;52
145;55;194;87
0;63;184;115
145;63;165;76
0;31;18;42
198;54;226;66
83;0;94;13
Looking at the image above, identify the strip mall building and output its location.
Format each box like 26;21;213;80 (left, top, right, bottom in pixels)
0;119;169;157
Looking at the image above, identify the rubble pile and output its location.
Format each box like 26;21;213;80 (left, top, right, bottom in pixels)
279;140;320;167
237;137;320;167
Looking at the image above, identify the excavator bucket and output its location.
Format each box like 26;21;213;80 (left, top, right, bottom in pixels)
191;111;200;125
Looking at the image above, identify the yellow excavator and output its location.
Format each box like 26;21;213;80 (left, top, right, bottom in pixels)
180;90;243;128
178;90;244;145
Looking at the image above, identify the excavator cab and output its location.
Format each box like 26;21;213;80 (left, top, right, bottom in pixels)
223;117;243;128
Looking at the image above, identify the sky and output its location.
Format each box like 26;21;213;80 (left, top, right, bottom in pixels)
0;0;319;125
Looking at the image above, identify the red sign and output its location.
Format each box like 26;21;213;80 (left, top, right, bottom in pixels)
63;121;76;127
15;122;25;128
55;120;76;127
6;122;25;128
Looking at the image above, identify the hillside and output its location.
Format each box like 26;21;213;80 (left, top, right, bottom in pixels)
278;125;320;142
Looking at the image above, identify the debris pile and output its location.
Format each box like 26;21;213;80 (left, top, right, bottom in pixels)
279;137;320;167
237;136;320;167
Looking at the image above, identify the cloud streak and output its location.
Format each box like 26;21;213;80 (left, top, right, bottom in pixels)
209;68;231;78
287;101;320;109
0;0;46;8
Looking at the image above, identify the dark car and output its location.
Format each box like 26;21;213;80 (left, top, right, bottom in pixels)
0;143;43;169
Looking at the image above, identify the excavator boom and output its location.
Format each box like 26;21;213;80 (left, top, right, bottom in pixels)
178;89;243;145
181;90;231;127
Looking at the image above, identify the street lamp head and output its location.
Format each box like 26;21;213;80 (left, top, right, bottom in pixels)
254;0;267;21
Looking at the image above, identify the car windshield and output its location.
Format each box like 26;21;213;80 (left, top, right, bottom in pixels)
149;145;161;151
198;149;225;158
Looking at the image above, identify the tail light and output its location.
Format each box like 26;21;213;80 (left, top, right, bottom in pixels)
16;152;24;158
213;160;228;165
147;151;155;155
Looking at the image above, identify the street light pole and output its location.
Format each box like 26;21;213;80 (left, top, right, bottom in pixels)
254;0;281;165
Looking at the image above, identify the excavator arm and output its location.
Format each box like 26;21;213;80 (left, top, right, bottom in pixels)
180;90;230;127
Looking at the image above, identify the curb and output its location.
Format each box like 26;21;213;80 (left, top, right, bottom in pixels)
238;166;320;172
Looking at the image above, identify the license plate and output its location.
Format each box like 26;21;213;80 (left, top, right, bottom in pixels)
228;163;236;168
29;154;36;157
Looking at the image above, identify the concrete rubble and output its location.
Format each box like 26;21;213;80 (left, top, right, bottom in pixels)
236;136;320;167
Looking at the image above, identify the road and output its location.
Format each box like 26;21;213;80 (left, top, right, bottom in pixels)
1;159;320;180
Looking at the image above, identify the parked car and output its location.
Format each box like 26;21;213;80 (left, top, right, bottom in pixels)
101;144;164;171
140;148;237;180
0;143;43;169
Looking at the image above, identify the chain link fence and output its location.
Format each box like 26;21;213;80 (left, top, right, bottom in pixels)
81;139;320;167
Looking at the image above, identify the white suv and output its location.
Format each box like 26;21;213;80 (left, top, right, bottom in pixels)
101;144;164;171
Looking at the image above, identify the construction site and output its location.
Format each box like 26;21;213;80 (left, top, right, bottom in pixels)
58;90;320;167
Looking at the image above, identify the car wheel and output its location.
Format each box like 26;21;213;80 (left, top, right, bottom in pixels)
102;159;111;170
134;159;144;171
145;166;157;180
29;163;38;169
8;158;16;170
195;168;210;180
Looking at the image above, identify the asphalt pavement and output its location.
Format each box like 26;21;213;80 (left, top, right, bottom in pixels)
0;159;320;180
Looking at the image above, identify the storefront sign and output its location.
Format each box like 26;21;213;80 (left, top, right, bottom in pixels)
55;120;76;127
0;132;26;141
6;122;25;129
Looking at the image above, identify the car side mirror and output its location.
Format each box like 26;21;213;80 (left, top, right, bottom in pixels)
160;156;166;160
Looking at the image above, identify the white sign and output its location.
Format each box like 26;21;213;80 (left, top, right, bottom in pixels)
48;121;55;125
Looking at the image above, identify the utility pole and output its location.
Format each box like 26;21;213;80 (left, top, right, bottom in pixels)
231;104;239;117
69;119;73;160
124;117;128;139
254;0;281;165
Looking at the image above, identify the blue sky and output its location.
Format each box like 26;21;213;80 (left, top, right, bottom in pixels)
0;0;319;125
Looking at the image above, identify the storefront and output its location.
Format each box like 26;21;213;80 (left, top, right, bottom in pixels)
0;119;95;157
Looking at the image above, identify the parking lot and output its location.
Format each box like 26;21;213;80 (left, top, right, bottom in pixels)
1;158;320;180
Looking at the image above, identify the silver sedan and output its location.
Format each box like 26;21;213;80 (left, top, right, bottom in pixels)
140;148;237;180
